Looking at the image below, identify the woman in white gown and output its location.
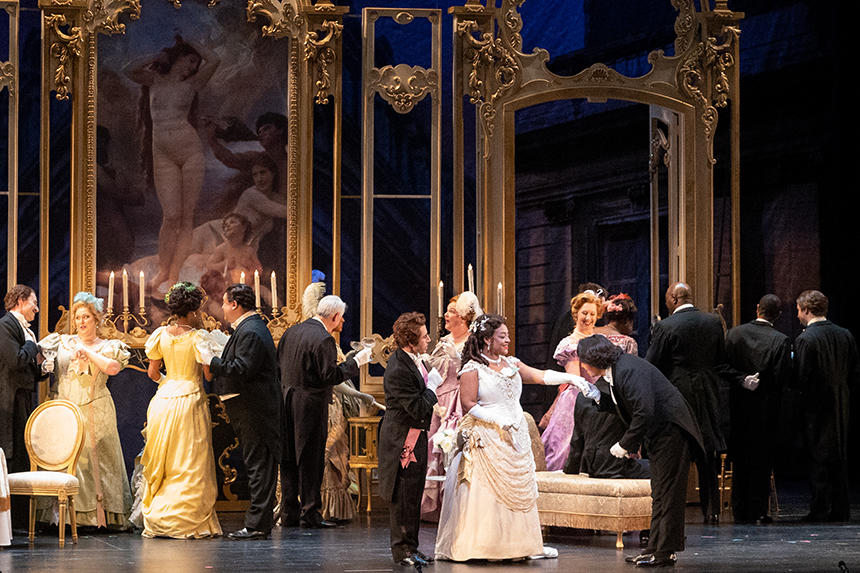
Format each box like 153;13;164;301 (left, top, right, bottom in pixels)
435;314;591;562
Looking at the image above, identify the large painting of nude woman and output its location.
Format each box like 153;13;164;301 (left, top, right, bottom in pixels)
96;3;289;328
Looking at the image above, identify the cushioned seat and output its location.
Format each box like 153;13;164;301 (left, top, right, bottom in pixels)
535;471;652;549
7;472;79;491
7;399;85;548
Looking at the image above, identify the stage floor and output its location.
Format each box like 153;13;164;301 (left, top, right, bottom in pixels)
2;487;858;572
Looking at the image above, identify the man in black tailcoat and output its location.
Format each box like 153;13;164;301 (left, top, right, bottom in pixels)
645;282;738;523
0;285;44;528
725;294;792;524
378;312;441;567
578;335;704;568
203;284;282;540
276;294;371;528
794;290;859;522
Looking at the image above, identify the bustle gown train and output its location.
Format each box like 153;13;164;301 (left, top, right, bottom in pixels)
434;357;543;561
140;327;221;538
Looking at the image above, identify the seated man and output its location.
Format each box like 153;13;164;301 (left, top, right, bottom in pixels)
564;388;650;479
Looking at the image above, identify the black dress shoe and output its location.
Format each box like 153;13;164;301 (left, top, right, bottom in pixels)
300;517;337;528
635;553;677;568
626;553;652;563
228;527;269;540
801;512;828;523
414;550;435;563
397;554;429;567
756;515;773;524
704;514;719;525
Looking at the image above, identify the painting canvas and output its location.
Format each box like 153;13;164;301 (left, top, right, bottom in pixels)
96;2;289;327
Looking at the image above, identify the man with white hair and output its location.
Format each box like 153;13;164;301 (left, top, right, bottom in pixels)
277;294;372;528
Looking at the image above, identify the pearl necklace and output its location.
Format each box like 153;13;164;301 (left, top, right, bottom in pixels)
481;352;502;365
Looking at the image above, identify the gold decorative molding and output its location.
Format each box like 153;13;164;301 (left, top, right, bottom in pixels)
247;0;303;39
367;63;438;115
305;19;342;104
44;14;83;101
0;62;15;95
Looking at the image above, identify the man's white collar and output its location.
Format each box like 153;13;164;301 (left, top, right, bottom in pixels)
672;303;694;314
231;310;256;329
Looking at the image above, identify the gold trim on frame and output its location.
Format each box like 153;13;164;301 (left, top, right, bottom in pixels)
2;0;20;290
450;0;743;333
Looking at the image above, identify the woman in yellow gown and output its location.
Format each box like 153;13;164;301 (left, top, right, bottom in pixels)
37;292;132;528
141;282;221;538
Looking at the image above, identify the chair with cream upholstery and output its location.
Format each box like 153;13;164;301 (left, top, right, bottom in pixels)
6;399;85;547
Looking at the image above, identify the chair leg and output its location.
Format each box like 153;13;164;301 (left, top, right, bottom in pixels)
616;531;624;550
69;496;78;544
28;496;35;542
58;495;67;548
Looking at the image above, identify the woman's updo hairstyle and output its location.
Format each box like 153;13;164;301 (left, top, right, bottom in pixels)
570;290;604;320
165;281;204;317
603;293;637;323
460;313;506;368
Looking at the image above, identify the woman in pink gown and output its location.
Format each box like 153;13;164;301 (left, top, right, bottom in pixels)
421;291;482;521
540;291;602;470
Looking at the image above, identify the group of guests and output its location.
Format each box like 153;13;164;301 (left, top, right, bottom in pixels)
2;278;856;569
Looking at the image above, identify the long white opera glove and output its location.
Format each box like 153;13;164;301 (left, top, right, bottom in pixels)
468;404;518;432
425;367;443;393
353;347;373;366
610;442;628;459
742;372;760;391
543;370;601;400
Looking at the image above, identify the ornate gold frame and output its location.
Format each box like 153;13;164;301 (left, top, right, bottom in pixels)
360;7;442;393
2;0;20;290
37;0;347;340
450;0;743;330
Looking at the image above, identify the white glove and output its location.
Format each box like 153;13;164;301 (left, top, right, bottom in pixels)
197;346;215;366
358;392;374;405
425;367;443;393
742;372;760;391
610;442;628;459
41;356;55;374
468;404;518;432
542;369;583;386
353;347;373;366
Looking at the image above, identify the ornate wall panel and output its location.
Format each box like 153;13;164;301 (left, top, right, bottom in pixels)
1;0;19;289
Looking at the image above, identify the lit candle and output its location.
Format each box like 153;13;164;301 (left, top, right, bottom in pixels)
107;271;114;313
254;270;261;309
437;281;444;317
139;270;145;310
271;271;278;309
239;271;245;285
497;282;503;315
122;268;129;308
467;264;474;293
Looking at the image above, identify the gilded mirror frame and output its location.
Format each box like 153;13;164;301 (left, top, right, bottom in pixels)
451;0;743;336
37;0;347;342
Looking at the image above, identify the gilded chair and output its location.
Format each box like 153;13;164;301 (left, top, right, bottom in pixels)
6;399;85;547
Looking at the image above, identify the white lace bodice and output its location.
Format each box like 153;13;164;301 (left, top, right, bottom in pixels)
460;357;524;427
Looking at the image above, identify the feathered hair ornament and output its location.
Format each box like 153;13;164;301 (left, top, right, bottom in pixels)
73;291;104;314
302;282;326;320
454;291;483;323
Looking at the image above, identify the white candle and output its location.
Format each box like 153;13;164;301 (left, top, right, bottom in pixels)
139;270;145;309
467;264;474;293
107;271;114;313
122;268;129;308
437;281;444;317
271;271;278;309
239;271;246;285
254;270;261;309
497;282;503;315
